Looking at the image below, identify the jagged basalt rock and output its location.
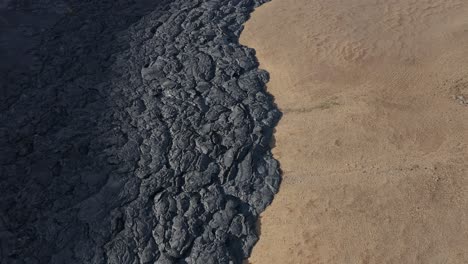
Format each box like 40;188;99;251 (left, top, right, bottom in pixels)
0;0;280;263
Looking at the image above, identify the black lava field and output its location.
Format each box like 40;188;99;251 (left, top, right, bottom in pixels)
0;0;280;263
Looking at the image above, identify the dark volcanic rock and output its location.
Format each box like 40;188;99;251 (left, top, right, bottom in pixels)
0;0;280;263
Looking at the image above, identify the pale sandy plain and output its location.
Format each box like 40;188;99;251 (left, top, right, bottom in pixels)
240;0;468;263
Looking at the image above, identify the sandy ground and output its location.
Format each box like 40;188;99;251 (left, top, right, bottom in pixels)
240;0;468;263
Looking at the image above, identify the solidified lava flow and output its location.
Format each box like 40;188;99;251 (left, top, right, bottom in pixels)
0;0;280;263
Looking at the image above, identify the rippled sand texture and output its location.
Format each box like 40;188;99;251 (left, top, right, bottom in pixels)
240;0;468;263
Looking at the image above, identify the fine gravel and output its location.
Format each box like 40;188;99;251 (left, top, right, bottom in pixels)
0;0;280;263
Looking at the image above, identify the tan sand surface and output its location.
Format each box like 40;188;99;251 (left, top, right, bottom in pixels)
240;0;468;263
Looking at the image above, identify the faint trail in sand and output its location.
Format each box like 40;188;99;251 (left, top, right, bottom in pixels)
241;0;468;263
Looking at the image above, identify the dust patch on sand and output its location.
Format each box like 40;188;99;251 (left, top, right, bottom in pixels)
241;0;468;263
